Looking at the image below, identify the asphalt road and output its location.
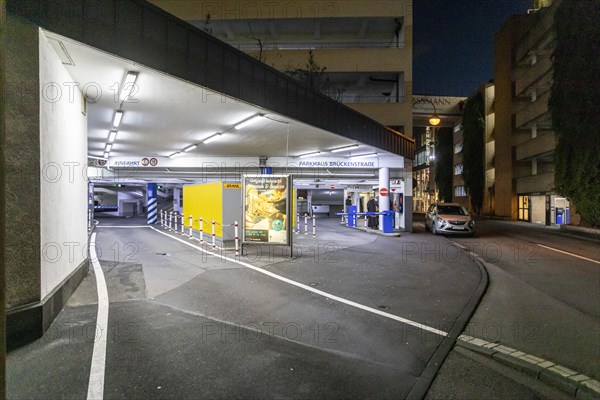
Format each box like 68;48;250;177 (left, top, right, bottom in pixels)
414;214;600;398
7;216;485;399
7;215;598;399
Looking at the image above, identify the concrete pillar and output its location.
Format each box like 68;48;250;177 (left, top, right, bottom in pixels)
147;183;158;224
4;17;89;349
173;187;181;213
1;2;6;396
378;167;390;230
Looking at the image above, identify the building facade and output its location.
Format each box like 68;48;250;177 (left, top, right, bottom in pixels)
494;0;568;225
148;0;414;138
452;83;495;215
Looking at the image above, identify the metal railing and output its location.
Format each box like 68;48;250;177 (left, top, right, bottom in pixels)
338;95;406;104
229;40;404;51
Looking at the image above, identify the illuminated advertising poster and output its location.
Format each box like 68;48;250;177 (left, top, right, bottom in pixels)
243;175;290;245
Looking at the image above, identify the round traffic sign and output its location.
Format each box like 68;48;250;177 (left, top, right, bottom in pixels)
380;187;389;196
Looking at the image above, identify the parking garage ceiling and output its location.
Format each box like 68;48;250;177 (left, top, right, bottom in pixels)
45;31;386;164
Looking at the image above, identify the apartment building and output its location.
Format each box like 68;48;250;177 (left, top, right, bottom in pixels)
148;0;413;137
452;83;495;215
494;0;568;225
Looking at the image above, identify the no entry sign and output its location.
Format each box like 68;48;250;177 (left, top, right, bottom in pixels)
380;187;389;196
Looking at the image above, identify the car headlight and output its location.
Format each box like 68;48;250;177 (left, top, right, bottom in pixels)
468;220;475;227
436;217;446;226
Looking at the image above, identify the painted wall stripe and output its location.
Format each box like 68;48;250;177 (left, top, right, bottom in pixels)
150;227;448;337
87;233;109;400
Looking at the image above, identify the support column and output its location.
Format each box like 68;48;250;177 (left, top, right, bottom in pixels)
173;187;181;213
147;183;158;224
1;1;6;395
378;167;390;230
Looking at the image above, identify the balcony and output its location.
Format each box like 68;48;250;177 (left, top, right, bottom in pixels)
515;172;554;194
515;132;556;161
514;55;553;96
515;91;550;129
515;5;557;64
338;94;405;103
247;47;411;73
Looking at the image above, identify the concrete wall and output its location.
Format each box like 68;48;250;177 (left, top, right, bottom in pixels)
5;17;41;309
39;31;88;300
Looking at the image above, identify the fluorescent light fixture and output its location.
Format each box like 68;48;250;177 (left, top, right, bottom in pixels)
113;110;123;128
103;152;109;158
119;71;138;101
330;144;359;153
298;151;321;158
169;152;180;159
184;144;197;152
105;143;112;152
234;114;263;130
351;152;378;159
108;130;117;143
202;133;221;144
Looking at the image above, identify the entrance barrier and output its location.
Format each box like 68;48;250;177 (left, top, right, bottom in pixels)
336;211;395;234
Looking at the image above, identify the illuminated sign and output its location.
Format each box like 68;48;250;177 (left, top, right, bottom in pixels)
242;175;291;245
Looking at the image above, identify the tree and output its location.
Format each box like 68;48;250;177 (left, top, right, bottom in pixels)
461;93;485;214
285;51;345;101
548;0;600;226
434;127;453;202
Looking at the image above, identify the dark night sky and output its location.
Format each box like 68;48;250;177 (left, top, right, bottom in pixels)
413;0;532;96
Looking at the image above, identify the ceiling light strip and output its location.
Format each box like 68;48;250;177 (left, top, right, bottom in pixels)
119;71;138;102
351;152;378;159
113;110;123;128
298;151;321;158
234;114;264;130
330;144;359;153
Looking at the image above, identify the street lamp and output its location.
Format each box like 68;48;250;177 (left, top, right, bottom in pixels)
413;98;441;126
413;98;442;205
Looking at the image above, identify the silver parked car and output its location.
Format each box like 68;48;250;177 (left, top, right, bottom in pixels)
425;203;475;236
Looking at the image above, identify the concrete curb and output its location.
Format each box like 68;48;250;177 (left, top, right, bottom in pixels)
449;244;600;399
560;224;600;238
455;336;600;399
406;242;490;400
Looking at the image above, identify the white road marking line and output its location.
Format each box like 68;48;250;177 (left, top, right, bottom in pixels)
87;233;110;400
150;227;448;337
96;225;151;228
537;244;600;265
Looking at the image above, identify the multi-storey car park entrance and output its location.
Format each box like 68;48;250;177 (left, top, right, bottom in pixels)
4;0;416;346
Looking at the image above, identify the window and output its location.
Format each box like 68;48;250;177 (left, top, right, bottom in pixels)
454;186;467;197
454;164;463;175
454;142;463;154
518;195;530;221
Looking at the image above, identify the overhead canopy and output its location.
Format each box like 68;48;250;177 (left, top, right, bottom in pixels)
8;0;414;160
